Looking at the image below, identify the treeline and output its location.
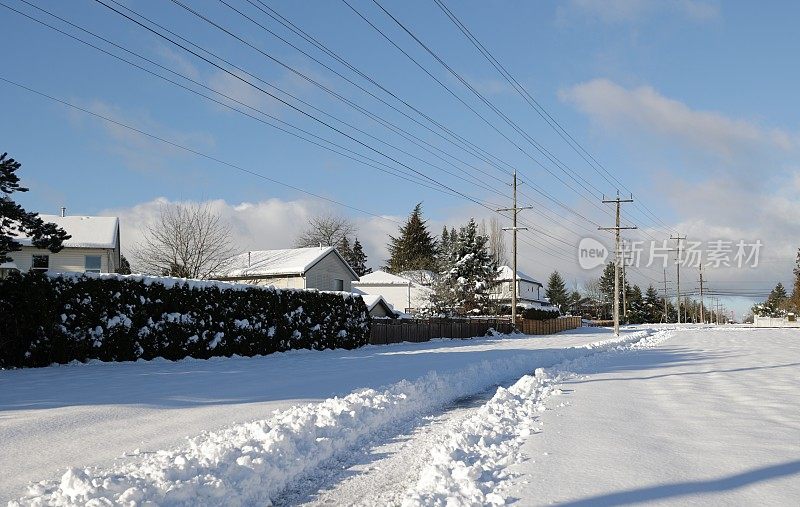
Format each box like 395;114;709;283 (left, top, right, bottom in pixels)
751;250;800;318
543;263;723;324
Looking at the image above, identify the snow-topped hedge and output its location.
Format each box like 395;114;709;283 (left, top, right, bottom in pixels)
521;307;561;321
0;272;370;368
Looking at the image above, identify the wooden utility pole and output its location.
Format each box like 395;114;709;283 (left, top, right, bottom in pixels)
621;241;628;324
498;171;532;329
599;193;636;336
698;265;706;324
662;268;669;322
670;234;687;324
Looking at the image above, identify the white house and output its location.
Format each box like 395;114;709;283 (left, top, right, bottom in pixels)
490;265;548;309
216;246;358;292
351;288;397;319
2;214;121;277
352;270;434;314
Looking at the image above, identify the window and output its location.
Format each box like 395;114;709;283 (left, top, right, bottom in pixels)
334;279;344;291
31;255;49;272
85;255;102;273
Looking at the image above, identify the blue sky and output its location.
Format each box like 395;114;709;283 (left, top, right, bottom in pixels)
3;0;799;317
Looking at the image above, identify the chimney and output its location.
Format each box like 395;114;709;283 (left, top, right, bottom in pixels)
248;251;251;267
60;207;66;217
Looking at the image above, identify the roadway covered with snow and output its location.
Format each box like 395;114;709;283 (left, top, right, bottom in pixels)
4;326;798;505
0;327;646;503
506;326;800;505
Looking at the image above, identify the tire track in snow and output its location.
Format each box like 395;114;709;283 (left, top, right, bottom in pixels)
10;329;666;506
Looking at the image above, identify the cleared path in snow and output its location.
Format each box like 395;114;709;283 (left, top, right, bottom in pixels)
0;327;632;502
506;326;800;506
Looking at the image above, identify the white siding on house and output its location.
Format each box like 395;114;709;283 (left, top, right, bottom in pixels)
304;251;356;291
353;283;433;313
7;246;119;274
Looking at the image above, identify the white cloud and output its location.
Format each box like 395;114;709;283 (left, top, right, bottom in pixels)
560;0;719;24
101;197;403;272
560;79;796;161
560;78;800;316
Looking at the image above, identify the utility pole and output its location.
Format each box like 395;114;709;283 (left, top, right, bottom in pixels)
599;193;636;336
621;241;630;324
670;234;687;324
698;265;706;324
498;170;532;329
662;269;669;323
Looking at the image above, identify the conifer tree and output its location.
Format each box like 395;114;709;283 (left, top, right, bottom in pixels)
545;271;568;312
644;284;662;323
385;203;438;273
347;238;371;277
432;218;497;314
791;249;800;312
626;284;645;324
598;262;617;319
339;236;353;265
1;152;70;262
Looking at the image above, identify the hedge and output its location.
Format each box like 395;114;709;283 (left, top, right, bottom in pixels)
0;271;370;368
521;307;561;321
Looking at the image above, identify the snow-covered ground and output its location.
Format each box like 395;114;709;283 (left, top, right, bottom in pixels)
4;326;798;506
506;326;800;506
0;327;651;504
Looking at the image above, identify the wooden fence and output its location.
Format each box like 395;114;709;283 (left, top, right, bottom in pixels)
515;316;582;335
369;316;582;345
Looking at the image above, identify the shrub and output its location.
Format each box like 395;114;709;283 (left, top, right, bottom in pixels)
0;271;370;368
521;307;561;321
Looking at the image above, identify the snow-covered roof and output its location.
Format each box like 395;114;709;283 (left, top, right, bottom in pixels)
496;265;541;285
351;287;396;314
354;270;414;286
13;215;119;249
223;247;357;278
398;270;437;285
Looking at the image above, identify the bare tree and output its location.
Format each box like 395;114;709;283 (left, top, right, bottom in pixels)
480;217;507;266
134;202;237;279
294;214;356;251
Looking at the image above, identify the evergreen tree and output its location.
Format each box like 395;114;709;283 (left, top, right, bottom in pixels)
347;238;371;276
438;226;451;271
598;262;617;319
116;255;132;275
545;271;568;313
1;152;70;262
644;284;662;323
339;236;353;265
568;290;584;315
791;248;800;312
432;218;497;314
385;203;438;273
754;282;790;317
626;285;646;324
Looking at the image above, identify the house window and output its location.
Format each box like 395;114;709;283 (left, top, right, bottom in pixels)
85;255;102;273
334;279;344;291
31;254;49;272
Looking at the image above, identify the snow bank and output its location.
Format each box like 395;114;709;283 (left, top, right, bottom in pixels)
10;330;668;506
400;328;675;506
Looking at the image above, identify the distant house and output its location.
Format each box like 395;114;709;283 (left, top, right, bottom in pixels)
216;246;358;292
2;213;121;277
490;265;548;309
352;270;434;314
351;288;397;319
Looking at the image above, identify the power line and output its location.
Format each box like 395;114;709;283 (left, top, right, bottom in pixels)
0;75;403;225
91;0;503;214
430;0;675;236
2;0;474;200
